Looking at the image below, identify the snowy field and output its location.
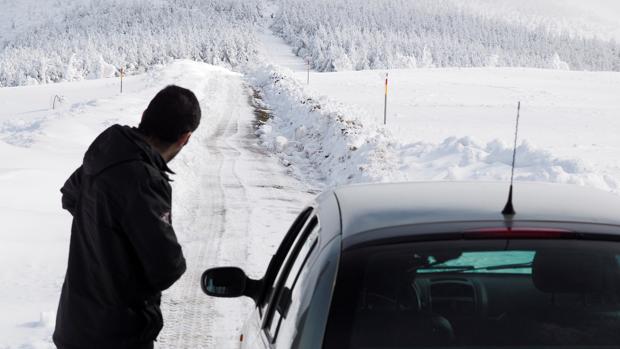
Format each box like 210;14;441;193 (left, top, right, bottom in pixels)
255;32;620;193
304;68;620;187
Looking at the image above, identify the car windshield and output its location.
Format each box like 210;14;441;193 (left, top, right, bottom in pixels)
325;238;620;349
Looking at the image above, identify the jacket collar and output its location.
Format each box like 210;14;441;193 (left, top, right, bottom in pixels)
126;127;175;179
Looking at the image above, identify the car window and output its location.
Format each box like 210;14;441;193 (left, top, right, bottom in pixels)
324;238;620;349
264;216;319;342
271;224;320;343
259;207;314;314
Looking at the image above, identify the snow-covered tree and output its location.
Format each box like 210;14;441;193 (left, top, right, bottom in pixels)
421;46;434;68
550;52;570;70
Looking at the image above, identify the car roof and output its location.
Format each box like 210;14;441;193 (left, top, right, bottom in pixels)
330;181;620;238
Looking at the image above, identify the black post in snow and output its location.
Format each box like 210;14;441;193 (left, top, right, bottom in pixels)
384;73;389;125
120;67;125;94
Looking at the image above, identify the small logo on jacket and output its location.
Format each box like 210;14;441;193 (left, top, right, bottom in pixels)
159;211;171;225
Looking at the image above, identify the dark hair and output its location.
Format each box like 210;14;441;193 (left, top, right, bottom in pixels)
139;85;201;143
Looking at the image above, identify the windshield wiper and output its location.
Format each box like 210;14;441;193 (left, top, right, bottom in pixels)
417;262;532;273
453;262;532;273
416;265;475;272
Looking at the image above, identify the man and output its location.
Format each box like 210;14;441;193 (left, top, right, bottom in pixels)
53;85;201;349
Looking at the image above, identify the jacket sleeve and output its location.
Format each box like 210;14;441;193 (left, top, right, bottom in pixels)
60;166;83;216
121;178;187;292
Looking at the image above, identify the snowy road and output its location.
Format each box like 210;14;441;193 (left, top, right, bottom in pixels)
157;63;313;348
0;60;314;349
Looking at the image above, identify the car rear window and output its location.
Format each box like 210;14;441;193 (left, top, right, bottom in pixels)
324;238;620;348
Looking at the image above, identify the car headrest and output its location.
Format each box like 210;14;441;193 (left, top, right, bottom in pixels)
532;251;616;294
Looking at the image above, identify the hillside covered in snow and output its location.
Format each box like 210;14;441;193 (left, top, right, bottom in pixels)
272;0;620;72
0;0;264;87
3;0;620;87
462;0;620;42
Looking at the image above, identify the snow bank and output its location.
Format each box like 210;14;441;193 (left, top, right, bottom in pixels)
399;137;617;191
248;65;406;188
248;66;618;193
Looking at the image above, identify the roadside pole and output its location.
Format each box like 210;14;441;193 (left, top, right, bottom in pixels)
120;67;125;94
52;95;62;110
306;58;310;85
384;73;389;125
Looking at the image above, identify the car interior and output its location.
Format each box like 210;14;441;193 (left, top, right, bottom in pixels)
347;240;620;348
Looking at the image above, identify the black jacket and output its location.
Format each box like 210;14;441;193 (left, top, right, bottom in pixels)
53;125;186;349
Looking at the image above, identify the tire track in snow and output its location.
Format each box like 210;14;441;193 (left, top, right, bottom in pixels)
157;77;231;348
157;70;314;348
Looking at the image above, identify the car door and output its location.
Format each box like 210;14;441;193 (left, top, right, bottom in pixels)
241;207;315;349
261;215;320;348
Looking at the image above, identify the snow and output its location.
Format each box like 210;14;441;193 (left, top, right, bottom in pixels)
0;74;135;349
4;0;620;87
461;0;620;42
0;0;264;87
0;60;313;348
2;1;620;348
253;26;620;193
271;0;620;73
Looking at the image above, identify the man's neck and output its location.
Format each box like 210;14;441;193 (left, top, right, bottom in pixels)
147;139;178;163
137;130;173;163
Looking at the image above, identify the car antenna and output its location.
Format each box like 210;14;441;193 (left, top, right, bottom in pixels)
502;101;521;216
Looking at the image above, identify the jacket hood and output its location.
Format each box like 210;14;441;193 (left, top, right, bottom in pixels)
82;125;173;178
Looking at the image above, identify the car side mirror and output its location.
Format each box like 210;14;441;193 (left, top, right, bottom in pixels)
201;267;262;304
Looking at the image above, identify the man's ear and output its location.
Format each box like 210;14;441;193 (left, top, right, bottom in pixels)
178;132;192;147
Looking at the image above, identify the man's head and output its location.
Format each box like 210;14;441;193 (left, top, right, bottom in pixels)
139;85;201;162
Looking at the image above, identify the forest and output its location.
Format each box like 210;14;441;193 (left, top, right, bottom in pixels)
272;0;620;72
